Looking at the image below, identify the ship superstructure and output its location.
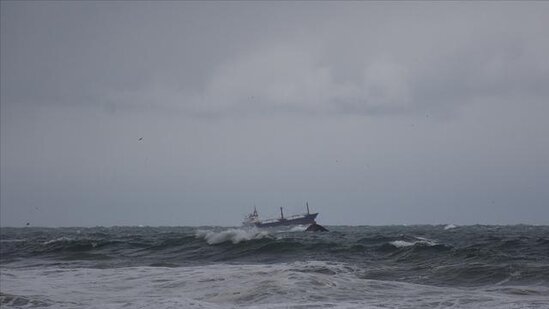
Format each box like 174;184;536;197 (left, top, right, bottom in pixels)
243;202;318;228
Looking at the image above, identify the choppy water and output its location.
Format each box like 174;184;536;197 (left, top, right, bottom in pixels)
1;225;548;308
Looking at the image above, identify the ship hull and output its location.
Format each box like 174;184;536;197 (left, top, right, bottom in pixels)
254;213;318;228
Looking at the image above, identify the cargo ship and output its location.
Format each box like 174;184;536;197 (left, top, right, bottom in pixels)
243;202;318;228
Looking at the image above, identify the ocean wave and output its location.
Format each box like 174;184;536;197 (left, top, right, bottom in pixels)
42;237;73;245
289;225;308;232
389;240;416;248
195;228;271;245
0;239;27;243
2;264;548;309
444;224;457;230
2;225;548;289
0;292;51;307
389;237;438;248
29;237;124;257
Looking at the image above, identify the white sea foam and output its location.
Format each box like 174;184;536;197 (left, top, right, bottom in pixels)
0;239;27;243
389;240;415;247
444;224;458;230
42;237;73;245
1;262;547;309
195;228;271;245
289;225;308;232
390;237;438;248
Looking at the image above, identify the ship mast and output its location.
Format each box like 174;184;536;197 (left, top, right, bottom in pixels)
280;207;284;219
306;202;310;215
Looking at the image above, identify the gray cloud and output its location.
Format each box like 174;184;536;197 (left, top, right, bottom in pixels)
3;2;548;116
1;2;548;226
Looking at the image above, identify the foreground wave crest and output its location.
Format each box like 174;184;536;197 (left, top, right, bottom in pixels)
2;261;548;309
195;228;271;245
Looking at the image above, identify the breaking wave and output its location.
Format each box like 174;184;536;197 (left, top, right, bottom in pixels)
195;228;271;245
1;225;548;288
42;236;73;245
389;240;418;248
2;262;548;309
388;236;437;248
289;225;309;232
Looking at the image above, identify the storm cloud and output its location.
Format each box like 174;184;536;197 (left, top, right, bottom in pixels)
1;2;548;226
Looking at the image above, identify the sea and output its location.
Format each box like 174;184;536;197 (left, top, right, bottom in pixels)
1;225;548;308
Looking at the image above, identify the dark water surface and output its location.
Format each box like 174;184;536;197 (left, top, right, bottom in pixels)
1;225;548;308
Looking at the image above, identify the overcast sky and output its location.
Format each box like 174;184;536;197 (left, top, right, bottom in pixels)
1;2;548;227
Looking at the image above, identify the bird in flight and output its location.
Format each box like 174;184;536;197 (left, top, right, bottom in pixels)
138;137;143;141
